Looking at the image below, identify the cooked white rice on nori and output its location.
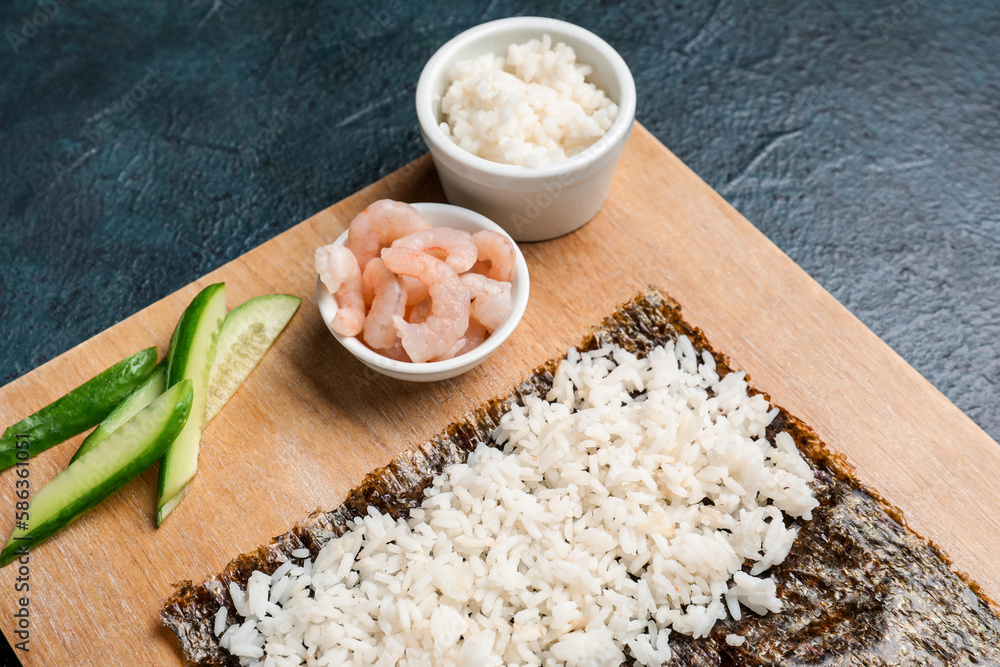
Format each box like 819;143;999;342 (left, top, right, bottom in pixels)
217;340;818;666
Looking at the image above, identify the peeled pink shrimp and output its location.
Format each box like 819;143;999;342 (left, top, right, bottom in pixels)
461;273;512;333
361;258;406;350
391;228;478;274
381;247;470;363
345;199;430;271
315;244;365;336
473;230;516;282
365;270;422;307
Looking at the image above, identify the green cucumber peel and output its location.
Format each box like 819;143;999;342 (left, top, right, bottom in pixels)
0;347;158;471
0;380;193;567
156;283;226;526
206;294;300;423
71;361;167;464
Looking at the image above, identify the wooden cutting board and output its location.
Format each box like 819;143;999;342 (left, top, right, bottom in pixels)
1;124;998;666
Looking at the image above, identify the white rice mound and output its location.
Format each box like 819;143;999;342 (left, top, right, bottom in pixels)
439;35;619;168
219;339;819;666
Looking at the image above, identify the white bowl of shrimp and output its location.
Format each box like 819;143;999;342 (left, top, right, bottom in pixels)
316;200;529;382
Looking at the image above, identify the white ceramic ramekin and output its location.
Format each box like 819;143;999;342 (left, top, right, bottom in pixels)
316;202;530;382
416;17;636;242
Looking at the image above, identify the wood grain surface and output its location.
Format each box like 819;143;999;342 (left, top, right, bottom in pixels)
0;124;997;666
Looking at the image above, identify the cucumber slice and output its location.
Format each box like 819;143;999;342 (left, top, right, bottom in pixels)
157;283;226;526
205;294;300;423
70;361;167;464
0;380;192;567
0;347;158;471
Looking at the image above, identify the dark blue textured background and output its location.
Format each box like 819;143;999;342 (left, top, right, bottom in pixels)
0;0;998;663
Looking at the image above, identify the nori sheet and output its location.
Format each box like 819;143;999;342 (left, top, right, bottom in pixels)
161;288;1000;666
